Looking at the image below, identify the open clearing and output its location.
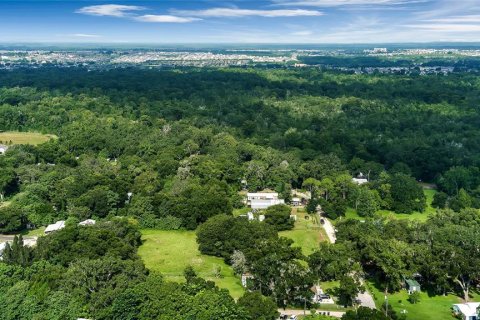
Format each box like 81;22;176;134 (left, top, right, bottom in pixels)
138;229;244;299
280;208;328;255
368;281;480;320
345;189;437;222
0;131;56;145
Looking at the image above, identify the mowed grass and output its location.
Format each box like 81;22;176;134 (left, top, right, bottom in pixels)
0;201;10;208
368;281;480;320
345;189;437;222
0;131;56;145
138;230;244;299
280;208;328;255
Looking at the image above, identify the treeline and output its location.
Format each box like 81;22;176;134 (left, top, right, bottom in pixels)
1;67;480;230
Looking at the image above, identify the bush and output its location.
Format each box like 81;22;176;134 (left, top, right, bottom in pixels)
264;204;294;231
408;291;420;304
139;214;182;230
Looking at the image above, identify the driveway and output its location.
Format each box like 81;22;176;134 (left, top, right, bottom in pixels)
320;216;337;243
320;216;376;309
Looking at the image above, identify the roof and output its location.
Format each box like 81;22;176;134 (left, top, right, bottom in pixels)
45;220;66;233
453;302;480;317
405;279;420;287
78;219;96;226
292;197;301;202
352;178;369;185
247;192;279;197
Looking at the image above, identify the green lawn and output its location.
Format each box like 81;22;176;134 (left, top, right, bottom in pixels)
280;208;328;255
0;131;56;145
138;229;244;299
0;201;10;208
344;189;437;222
367;281;480;320
23;226;46;237
232;207;251;217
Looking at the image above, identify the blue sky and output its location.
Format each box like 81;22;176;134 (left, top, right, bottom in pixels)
0;0;479;43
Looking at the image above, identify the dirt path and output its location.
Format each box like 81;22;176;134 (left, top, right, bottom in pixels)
319;215;376;310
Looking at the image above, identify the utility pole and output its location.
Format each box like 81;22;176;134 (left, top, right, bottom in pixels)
385;294;388;317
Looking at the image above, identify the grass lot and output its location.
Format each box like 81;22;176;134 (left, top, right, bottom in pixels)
23;226;46;237
280;208;328;255
138;229;244;299
232;207;251;217
367;281;480;320
0;201;10;208
344;189;437;222
0;131;56;145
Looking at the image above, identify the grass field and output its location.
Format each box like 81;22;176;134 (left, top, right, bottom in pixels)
367;281;480;320
280;208;328;255
344;189;437;222
0;131;56;145
138;229;244;299
0;201;10;208
23;226;46;237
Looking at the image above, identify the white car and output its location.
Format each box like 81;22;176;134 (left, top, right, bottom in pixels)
289;316;298;320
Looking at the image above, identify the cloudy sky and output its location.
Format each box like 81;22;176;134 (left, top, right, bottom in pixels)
1;0;479;43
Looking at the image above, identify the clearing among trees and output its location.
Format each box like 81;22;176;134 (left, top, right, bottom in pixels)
0;131;56;145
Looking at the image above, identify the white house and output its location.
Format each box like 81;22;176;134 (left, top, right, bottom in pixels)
78;219;96;226
246;192;285;210
0;144;8;155
45;220;66;234
352;178;368;185
453;302;480;320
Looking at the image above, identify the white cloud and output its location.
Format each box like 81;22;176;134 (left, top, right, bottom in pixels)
425;15;480;23
135;15;200;23
76;4;145;17
291;30;313;36
172;8;323;18
70;33;101;38
273;0;417;7
405;23;480;32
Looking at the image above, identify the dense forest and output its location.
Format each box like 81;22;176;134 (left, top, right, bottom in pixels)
1;66;480;319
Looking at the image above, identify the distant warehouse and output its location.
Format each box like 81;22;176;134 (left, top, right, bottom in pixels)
247;192;285;210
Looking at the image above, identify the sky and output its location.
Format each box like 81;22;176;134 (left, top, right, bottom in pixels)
0;0;479;44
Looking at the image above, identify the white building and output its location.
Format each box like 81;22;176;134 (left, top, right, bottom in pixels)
45;220;66;234
453;302;480;320
291;197;301;206
246;192;285;210
0;144;8;155
352;173;369;185
78;219;96;226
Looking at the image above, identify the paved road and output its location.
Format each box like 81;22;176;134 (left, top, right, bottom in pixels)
279;309;345;318
320;216;376;309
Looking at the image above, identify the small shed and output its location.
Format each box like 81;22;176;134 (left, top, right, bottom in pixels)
79;219;96;226
45;220;66;234
241;273;254;288
291;197;301;206
405;279;421;294
0;144;8;155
